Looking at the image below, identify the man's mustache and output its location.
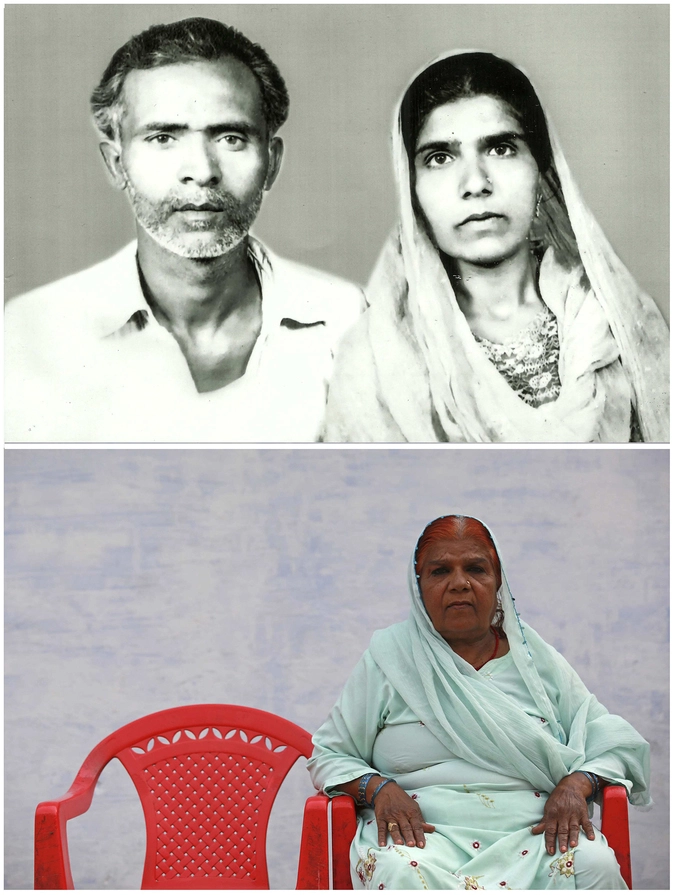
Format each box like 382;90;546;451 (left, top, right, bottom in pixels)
167;190;245;214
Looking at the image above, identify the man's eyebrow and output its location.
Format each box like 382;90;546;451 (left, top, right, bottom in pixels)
136;123;189;135
135;121;263;138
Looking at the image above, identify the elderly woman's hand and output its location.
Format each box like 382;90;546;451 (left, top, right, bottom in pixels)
372;779;435;848
531;772;596;855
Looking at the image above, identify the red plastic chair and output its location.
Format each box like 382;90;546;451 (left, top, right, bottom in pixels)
34;705;318;890
299;784;633;889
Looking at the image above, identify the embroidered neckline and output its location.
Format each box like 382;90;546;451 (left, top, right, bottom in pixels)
473;308;552;348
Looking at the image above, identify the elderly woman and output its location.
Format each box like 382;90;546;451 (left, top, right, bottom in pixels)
308;515;650;889
324;52;668;442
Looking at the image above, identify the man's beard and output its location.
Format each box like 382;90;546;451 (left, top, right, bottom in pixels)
123;171;263;259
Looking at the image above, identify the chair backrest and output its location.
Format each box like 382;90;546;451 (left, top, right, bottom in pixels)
87;705;312;889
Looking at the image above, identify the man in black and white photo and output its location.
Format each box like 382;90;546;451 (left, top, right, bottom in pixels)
5;17;363;442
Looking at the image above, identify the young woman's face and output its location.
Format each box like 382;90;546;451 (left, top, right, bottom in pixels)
413;94;540;267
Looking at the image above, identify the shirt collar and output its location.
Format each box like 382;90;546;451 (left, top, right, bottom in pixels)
99;236;328;339
95;241;152;338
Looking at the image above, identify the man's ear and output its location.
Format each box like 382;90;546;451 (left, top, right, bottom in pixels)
264;136;284;191
99;140;127;191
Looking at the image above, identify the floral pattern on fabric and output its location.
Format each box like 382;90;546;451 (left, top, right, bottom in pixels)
474;307;562;408
391;846;429;889
549;849;576;879
464;784;495;808
464;876;485;889
356;849;378;885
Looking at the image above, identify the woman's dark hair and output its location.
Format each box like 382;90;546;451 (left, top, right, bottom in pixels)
91;17;289;141
400;52;552;175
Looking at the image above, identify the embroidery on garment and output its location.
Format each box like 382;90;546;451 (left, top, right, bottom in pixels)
463;875;485;890
548;849;576;879
355;849;377;886
474;307;562;408
463;784;495;808
391;846;429;889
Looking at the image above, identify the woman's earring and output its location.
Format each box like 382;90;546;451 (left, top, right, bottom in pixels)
493;597;505;634
535;195;542;218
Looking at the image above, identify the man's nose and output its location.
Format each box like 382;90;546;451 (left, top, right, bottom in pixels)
178;135;221;187
460;154;492;199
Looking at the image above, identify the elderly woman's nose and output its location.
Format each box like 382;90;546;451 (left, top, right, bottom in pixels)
448;569;471;589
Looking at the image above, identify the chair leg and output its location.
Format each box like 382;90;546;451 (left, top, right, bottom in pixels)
600;785;632;889
329;797;356;890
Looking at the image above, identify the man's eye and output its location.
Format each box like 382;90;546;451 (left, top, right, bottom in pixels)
147;134;174;145
219;134;246;148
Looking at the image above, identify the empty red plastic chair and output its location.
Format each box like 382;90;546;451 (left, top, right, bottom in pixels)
34;705;317;889
299;784;633;889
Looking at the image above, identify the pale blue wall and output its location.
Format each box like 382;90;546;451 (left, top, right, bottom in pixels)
5;448;668;887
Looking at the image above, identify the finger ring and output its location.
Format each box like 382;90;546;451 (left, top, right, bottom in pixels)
387;822;399;831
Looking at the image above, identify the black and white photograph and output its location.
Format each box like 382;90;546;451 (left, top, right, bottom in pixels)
4;5;669;442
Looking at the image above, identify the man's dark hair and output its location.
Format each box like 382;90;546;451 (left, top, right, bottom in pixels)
91;17;289;140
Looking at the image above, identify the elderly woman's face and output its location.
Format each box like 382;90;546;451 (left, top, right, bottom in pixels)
418;537;499;645
412;94;539;267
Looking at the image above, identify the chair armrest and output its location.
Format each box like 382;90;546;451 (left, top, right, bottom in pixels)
297;794;357;890
600;784;632;889
34;762;107;889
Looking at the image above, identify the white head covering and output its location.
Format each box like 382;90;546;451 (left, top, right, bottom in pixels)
325;51;668;443
368;514;651;806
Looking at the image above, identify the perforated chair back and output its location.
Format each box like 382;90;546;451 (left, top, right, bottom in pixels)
35;705;313;890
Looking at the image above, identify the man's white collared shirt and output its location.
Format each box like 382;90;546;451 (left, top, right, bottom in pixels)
5;239;364;442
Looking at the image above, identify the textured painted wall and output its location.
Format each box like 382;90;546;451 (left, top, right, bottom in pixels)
5;448;668;888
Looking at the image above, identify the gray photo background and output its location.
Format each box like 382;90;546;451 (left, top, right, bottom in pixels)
5;447;669;888
4;4;669;322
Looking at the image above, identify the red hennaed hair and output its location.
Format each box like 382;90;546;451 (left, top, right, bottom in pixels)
415;515;502;589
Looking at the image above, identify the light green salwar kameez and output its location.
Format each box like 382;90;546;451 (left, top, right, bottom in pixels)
308;520;651;890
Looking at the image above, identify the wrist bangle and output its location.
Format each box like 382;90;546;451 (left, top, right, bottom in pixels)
577;771;599;802
370;777;395;807
357;773;376;807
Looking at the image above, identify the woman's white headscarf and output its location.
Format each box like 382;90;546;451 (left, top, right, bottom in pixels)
325;51;668;443
368;515;651;806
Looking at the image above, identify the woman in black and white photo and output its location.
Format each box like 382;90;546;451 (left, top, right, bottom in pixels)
324;52;669;443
